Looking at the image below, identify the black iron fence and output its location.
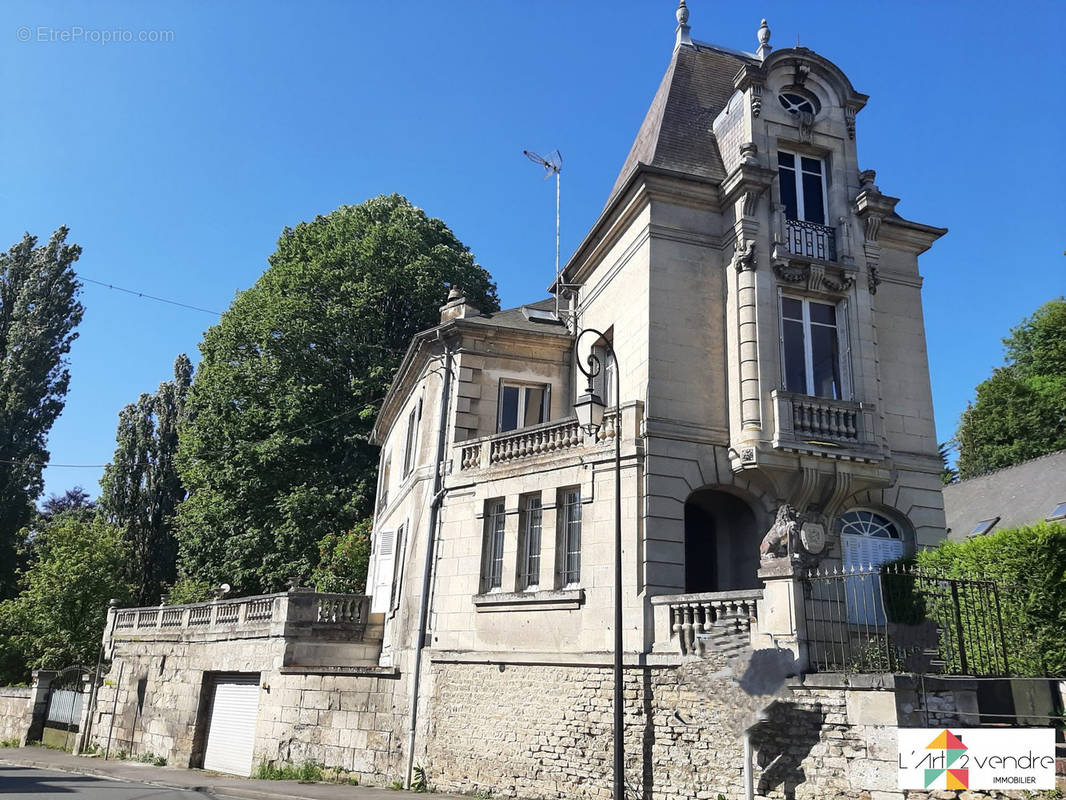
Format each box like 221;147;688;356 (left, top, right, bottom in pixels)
785;218;837;262
802;565;1046;677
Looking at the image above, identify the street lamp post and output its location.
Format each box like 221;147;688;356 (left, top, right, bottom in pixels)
573;328;623;800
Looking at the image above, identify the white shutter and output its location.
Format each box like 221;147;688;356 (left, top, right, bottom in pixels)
371;529;396;614
202;676;260;776
842;534;904;624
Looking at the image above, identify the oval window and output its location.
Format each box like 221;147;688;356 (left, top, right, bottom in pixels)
778;91;819;116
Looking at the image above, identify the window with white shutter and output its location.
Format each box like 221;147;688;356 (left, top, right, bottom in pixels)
838;510;905;625
370;528;396;614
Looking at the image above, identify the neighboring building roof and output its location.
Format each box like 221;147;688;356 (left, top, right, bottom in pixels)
942;450;1066;540
606;42;752;206
457;297;570;338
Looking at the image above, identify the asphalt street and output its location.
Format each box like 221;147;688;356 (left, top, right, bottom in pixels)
0;765;216;799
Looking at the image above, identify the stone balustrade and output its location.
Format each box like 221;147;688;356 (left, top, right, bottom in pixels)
456;407;628;473
651;589;762;657
110;590;372;640
771;389;879;454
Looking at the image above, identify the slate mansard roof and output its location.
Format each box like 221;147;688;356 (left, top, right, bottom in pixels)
943;450;1066;540
607;42;754;207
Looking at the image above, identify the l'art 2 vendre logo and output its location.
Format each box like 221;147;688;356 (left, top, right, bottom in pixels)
897;728;1056;790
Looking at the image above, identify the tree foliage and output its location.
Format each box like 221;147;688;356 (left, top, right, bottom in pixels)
0;228;84;599
312;521;372;594
100;355;192;605
915;522;1066;676
0;514;130;683
176;195;497;594
955;298;1066;478
41;486;96;522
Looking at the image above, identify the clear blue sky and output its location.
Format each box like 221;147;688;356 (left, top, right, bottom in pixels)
2;0;1064;500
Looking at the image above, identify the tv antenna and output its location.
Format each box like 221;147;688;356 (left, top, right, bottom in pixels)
523;149;563;320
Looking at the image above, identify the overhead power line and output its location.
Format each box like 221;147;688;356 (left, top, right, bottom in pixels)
80;276;222;316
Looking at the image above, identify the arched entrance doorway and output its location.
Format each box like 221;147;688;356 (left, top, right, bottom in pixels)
683;489;761;593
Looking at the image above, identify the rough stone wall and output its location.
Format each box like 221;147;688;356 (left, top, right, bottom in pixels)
255;671;405;783
423;658;978;800
0;687;30;742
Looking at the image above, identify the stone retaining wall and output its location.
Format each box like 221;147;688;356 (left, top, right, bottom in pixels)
422;656;980;800
0;687;30;742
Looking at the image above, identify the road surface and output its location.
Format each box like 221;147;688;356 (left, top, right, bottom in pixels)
0;764;217;799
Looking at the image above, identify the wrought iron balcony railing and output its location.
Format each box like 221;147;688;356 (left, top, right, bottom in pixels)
786;218;836;262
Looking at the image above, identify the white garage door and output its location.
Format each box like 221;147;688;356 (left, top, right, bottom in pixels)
203;675;261;776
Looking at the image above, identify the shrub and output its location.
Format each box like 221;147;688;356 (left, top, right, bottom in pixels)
915;521;1066;675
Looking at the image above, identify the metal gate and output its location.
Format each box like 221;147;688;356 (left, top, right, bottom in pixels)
43;665;89;751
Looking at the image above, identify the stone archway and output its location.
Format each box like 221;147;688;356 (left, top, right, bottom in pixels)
683;489;761;593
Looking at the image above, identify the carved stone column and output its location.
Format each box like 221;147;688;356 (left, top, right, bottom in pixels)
734;238;761;432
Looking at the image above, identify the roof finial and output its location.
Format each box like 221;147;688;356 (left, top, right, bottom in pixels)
675;0;692;50
757;18;772;61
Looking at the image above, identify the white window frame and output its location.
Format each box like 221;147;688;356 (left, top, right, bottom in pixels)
778;292;851;400
402;399;421;478
482;499;506;592
377;450;392;513
557;488;582;587
777;148;828;224
389;524;405;612
497;381;550;433
517;493;543;591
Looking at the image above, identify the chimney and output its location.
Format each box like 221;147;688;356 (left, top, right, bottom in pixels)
439;286;481;323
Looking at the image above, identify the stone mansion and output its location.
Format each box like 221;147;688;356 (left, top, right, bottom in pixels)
70;7;971;799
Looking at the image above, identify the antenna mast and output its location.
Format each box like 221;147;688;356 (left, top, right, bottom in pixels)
523;149;563;321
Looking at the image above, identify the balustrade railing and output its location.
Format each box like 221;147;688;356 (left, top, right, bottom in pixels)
786;218;837;262
651;590;762;657
772;390;871;449
459;412;621;471
108;591;371;638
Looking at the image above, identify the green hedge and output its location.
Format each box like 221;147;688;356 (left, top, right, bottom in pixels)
915;521;1066;676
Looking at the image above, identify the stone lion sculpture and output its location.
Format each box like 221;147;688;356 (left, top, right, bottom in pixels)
759;504;804;562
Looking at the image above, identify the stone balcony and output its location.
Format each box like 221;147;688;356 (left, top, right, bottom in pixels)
771;389;882;462
107;590;384;671
651;589;763;657
453;401;643;476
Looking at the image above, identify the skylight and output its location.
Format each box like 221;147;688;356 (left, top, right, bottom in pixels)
969;518;999;536
1047;502;1066;522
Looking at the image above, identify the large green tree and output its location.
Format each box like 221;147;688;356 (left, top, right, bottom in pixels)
955;298;1066;478
100;354;192;605
176;195;497;594
0;228;84;599
0;514;129;683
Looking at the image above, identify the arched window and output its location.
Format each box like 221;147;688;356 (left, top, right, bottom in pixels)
837;510;906;625
838;510;904;570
